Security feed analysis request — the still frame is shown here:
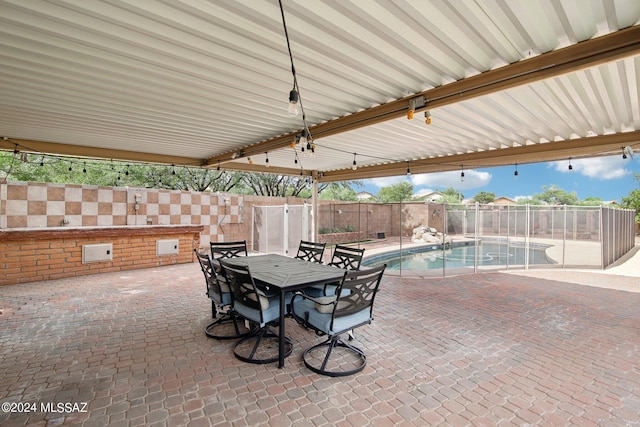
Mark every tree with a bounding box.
[318,183,358,201]
[0,151,246,192]
[580,196,604,206]
[441,187,464,204]
[377,181,413,202]
[473,191,495,204]
[621,173,640,222]
[532,184,578,205]
[241,173,311,197]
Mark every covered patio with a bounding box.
[1,259,639,426]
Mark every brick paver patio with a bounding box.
[1,262,639,426]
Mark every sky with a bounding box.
[357,154,640,203]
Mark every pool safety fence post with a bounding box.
[442,204,447,277]
[600,206,605,269]
[562,205,567,268]
[506,206,511,270]
[524,204,530,270]
[251,205,256,253]
[474,202,479,273]
[399,200,403,277]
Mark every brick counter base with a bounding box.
[1,225,203,285]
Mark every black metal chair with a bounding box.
[220,259,293,364]
[304,245,366,297]
[294,240,326,263]
[290,264,386,377]
[194,249,254,340]
[210,240,248,260]
[328,244,365,270]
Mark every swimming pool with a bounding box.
[362,240,555,270]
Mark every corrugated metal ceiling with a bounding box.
[0,0,639,182]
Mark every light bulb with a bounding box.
[425,111,431,125]
[407,99,416,120]
[460,171,465,182]
[352,160,357,170]
[288,89,299,117]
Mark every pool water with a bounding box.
[364,241,554,270]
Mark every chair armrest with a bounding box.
[290,292,337,315]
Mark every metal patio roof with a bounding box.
[1,0,639,182]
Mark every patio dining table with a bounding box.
[220,253,346,368]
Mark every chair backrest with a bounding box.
[219,260,269,324]
[330,264,386,332]
[295,240,326,263]
[210,240,247,260]
[328,245,365,270]
[194,249,225,300]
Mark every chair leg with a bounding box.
[303,335,367,377]
[233,325,293,364]
[205,309,255,340]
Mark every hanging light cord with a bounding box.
[279,0,312,142]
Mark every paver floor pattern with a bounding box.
[1,263,639,426]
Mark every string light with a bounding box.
[424,111,431,125]
[406,161,411,176]
[514,163,518,177]
[460,165,465,182]
[288,88,299,117]
[265,152,269,167]
[352,153,357,170]
[407,99,415,120]
[568,157,573,171]
[280,0,315,156]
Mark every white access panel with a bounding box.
[156,239,179,256]
[82,243,113,263]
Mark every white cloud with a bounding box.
[411,170,492,190]
[367,170,492,191]
[550,156,631,180]
[367,176,407,188]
